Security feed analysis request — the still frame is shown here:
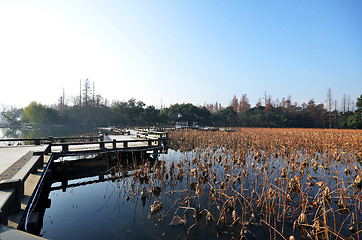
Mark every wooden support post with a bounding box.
[113,139,117,149]
[123,141,128,148]
[153,149,158,159]
[62,144,69,152]
[61,179,68,192]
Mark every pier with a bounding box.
[0,129,168,239]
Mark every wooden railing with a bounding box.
[136,129,168,139]
[50,138,161,153]
[0,129,168,154]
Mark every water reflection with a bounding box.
[0,126,98,139]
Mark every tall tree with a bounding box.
[83,79,92,106]
[23,101,59,124]
[239,94,251,113]
[230,95,239,113]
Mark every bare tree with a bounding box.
[327,88,332,128]
[334,100,338,128]
[79,79,82,106]
[347,95,351,112]
[264,92,267,106]
[92,82,95,107]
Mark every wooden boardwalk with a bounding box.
[0,129,168,239]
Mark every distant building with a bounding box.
[172,113,202,127]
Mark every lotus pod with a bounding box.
[323,187,331,198]
[354,174,362,188]
[195,183,204,197]
[298,212,307,225]
[281,167,287,178]
[206,211,213,225]
[250,213,256,222]
[140,186,147,199]
[169,215,186,226]
[232,209,238,222]
[150,200,163,215]
[316,181,324,188]
[338,195,346,208]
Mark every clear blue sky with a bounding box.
[0,0,361,109]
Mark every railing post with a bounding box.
[48,136,53,143]
[113,139,117,149]
[148,140,152,146]
[34,139,40,145]
[123,141,128,148]
[99,134,105,149]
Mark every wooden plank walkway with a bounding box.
[49,133,164,156]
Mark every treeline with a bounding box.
[16,94,362,129]
[19,100,211,127]
[212,98,361,129]
[1,82,361,129]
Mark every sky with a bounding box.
[0,0,361,110]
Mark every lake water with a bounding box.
[0,127,99,146]
[25,150,296,240]
[23,136,361,240]
[0,127,98,139]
